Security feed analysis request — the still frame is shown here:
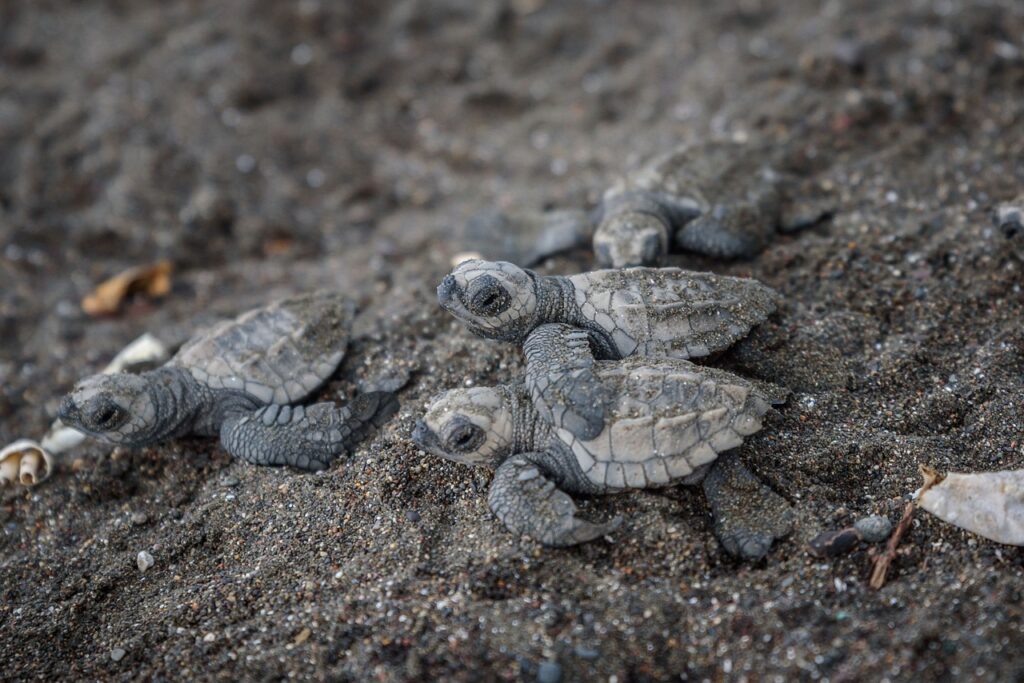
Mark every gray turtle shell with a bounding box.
[603,140,782,216]
[566,267,779,359]
[172,292,354,405]
[547,357,777,490]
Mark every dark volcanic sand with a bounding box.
[2,0,1023,680]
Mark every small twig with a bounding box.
[868,465,942,590]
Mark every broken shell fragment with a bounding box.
[0,439,54,486]
[917,469,1024,546]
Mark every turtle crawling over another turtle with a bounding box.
[430,260,796,558]
[413,323,793,559]
[59,292,397,471]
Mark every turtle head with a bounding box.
[995,202,1024,256]
[437,259,538,342]
[58,373,161,446]
[593,213,668,268]
[411,387,515,467]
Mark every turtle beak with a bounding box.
[1000,217,1023,240]
[411,420,444,456]
[436,275,458,308]
[57,395,80,425]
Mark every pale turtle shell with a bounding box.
[567,267,779,360]
[552,358,776,491]
[172,292,354,405]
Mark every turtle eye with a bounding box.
[466,275,511,317]
[91,401,127,429]
[445,421,485,454]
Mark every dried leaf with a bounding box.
[82,261,173,316]
[917,469,1024,546]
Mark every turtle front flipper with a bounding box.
[488,453,622,546]
[523,324,611,440]
[701,453,793,560]
[675,202,775,259]
[220,392,398,471]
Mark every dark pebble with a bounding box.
[809,528,861,557]
[405,509,421,523]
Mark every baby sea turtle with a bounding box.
[593,140,833,267]
[58,292,397,471]
[412,324,792,558]
[437,259,778,361]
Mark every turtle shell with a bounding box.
[550,358,777,491]
[606,141,779,213]
[172,292,354,405]
[566,267,779,360]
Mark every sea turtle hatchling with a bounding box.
[412,324,793,558]
[437,259,779,361]
[592,140,833,268]
[58,292,398,471]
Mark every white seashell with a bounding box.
[0,439,54,487]
[1,333,169,488]
[917,469,1024,546]
[103,333,168,373]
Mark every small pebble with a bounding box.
[203,632,216,643]
[537,661,563,683]
[220,475,240,488]
[574,645,600,660]
[405,509,421,523]
[110,648,126,662]
[854,515,893,543]
[131,512,148,526]
[137,551,154,572]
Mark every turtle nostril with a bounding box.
[411,420,430,447]
[57,396,77,421]
[437,275,458,304]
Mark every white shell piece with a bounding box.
[917,470,1024,546]
[102,333,169,373]
[0,439,54,486]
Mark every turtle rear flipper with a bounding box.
[778,175,836,234]
[220,392,398,471]
[701,454,793,560]
[488,453,621,547]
